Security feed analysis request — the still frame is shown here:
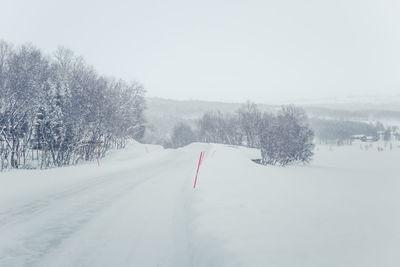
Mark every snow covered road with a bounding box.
[0,143,202,267]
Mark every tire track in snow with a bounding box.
[0,172,127,227]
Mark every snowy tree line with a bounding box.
[0,41,146,170]
[169,102,315,166]
[309,119,394,145]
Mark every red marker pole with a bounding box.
[95,146,100,167]
[193,152,203,189]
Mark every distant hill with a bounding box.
[145,97,275,120]
[286,94,400,111]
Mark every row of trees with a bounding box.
[169,102,315,166]
[309,119,393,145]
[0,41,146,170]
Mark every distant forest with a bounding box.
[0,40,146,170]
[144,99,399,148]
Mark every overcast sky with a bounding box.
[1,0,400,103]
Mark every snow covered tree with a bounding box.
[238,101,261,148]
[0,40,147,170]
[0,44,48,168]
[259,106,315,166]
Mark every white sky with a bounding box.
[1,0,400,103]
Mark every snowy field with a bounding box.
[0,141,399,267]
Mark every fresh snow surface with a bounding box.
[1,140,400,267]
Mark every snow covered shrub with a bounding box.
[259,106,314,166]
